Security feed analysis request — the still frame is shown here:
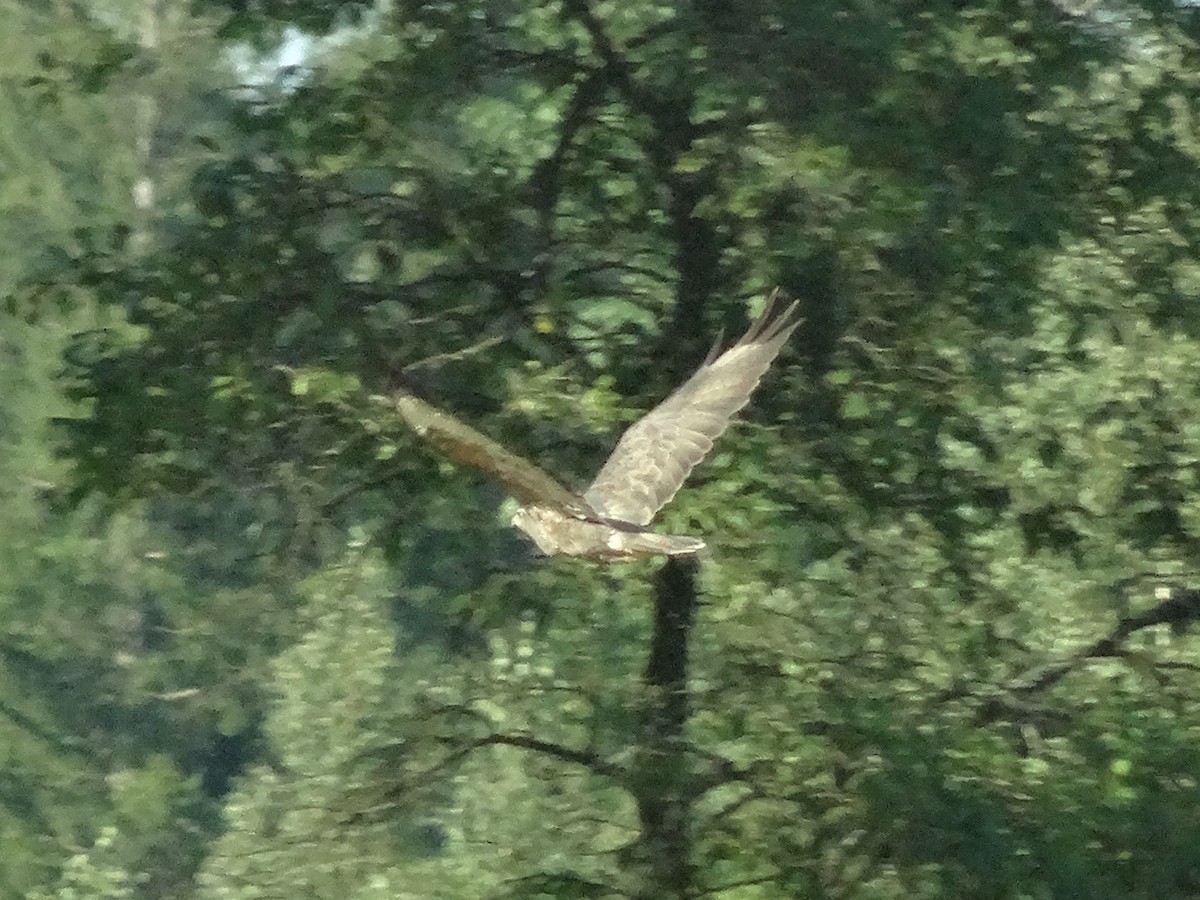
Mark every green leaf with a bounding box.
[841,392,870,420]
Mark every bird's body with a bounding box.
[393,292,800,560]
[510,505,705,561]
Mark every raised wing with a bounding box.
[392,390,593,518]
[583,291,801,525]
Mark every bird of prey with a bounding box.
[393,292,801,560]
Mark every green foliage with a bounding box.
[0,6,289,895]
[0,314,270,898]
[29,827,134,900]
[10,0,1200,898]
[199,545,636,899]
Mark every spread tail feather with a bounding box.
[633,532,706,556]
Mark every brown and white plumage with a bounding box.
[583,291,801,527]
[393,292,800,560]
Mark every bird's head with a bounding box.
[510,506,533,531]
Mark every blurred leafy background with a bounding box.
[6,0,1200,897]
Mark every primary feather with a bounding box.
[583,292,801,526]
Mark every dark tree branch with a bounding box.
[564,260,676,286]
[527,68,609,215]
[344,729,625,827]
[558,0,724,368]
[499,871,629,899]
[1153,659,1200,674]
[468,732,625,781]
[524,68,615,295]
[0,696,79,760]
[1005,586,1200,695]
[560,0,671,123]
[940,586,1200,723]
[318,461,409,515]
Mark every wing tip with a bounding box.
[743,287,803,348]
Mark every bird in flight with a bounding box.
[393,292,801,560]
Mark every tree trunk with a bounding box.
[627,556,699,899]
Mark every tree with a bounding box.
[0,3,288,896]
[38,0,1200,897]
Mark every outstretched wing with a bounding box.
[392,390,593,518]
[583,291,801,525]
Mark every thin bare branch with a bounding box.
[696,872,785,897]
[401,335,504,373]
